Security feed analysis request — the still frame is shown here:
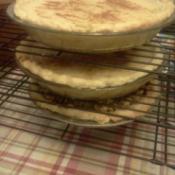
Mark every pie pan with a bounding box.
[29,80,159,128]
[16,41,164,100]
[7,4,175,54]
[29,79,160,128]
[16,57,162,100]
[28,71,154,100]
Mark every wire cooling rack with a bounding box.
[0,6,175,169]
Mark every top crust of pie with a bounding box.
[16,40,163,90]
[14,0,175,33]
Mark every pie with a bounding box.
[30,81,159,125]
[14,0,174,34]
[16,39,163,100]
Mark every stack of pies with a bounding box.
[15,39,163,126]
[12,0,174,126]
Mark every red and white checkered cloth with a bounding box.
[0,95,175,175]
[0,70,174,175]
[0,125,174,175]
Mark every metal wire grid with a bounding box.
[0,5,175,168]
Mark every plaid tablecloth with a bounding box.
[0,76,174,175]
[0,123,175,175]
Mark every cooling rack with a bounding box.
[0,6,175,169]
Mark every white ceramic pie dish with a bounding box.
[7,4,175,53]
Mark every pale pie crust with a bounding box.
[14,0,175,33]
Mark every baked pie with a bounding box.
[16,40,163,100]
[14,0,174,34]
[30,81,159,125]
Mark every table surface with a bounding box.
[0,119,174,175]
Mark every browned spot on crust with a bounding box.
[68,0,84,6]
[106,0,143,10]
[39,0,143,13]
[42,0,65,10]
[92,10,119,21]
[55,12,80,20]
[41,0,85,11]
[38,0,86,19]
[36,0,142,22]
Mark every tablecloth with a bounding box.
[0,80,174,175]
